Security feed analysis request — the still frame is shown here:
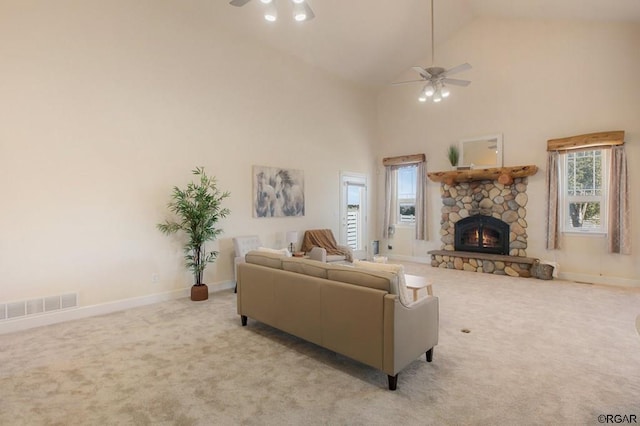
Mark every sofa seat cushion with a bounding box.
[281,257,330,279]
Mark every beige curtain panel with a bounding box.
[608,146,631,254]
[382,165,398,239]
[415,161,428,241]
[545,151,560,250]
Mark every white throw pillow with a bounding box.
[257,247,292,257]
[352,260,414,306]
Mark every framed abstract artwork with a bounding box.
[253,165,305,218]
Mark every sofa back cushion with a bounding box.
[256,247,292,257]
[281,257,329,279]
[326,264,395,292]
[245,250,284,269]
[352,260,414,307]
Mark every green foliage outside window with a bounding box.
[566,150,602,228]
[400,205,415,216]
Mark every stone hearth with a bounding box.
[428,250,537,278]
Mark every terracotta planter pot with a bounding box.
[191,284,209,301]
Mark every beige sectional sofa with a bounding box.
[237,250,439,390]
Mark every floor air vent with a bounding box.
[1,293,78,321]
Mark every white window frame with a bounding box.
[559,148,609,235]
[396,165,417,226]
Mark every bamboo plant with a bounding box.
[157,167,230,287]
[447,145,460,168]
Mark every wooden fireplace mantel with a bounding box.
[427,165,538,185]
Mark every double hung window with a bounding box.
[560,149,609,233]
[397,165,417,224]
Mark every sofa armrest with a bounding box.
[234,256,245,283]
[383,294,439,375]
[308,246,327,262]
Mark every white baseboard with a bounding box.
[0,280,235,335]
[558,272,640,288]
[385,254,432,264]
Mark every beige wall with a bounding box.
[2,2,638,317]
[376,18,640,285]
[0,0,378,306]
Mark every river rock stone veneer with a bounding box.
[440,177,529,255]
[430,177,537,277]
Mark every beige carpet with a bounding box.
[2,263,640,425]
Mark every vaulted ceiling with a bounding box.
[211,0,640,87]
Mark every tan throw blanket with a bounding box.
[301,229,351,261]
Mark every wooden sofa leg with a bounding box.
[241,315,247,326]
[426,348,434,362]
[388,374,398,391]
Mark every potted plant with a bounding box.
[447,144,460,169]
[157,167,230,301]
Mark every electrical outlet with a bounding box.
[151,273,159,283]
[388,245,393,250]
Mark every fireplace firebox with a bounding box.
[454,215,510,255]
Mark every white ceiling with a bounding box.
[212,0,640,87]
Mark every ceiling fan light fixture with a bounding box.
[424,84,435,97]
[418,94,428,102]
[264,1,277,21]
[231,0,314,23]
[293,3,307,21]
[390,0,471,104]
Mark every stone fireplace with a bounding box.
[426,165,539,277]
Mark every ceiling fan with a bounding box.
[394,0,471,103]
[229,0,315,22]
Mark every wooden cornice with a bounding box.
[427,165,538,186]
[382,154,425,166]
[547,131,624,152]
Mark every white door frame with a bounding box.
[339,171,368,260]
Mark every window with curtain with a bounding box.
[382,154,427,240]
[546,131,630,254]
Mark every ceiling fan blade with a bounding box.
[302,2,315,20]
[392,79,425,86]
[444,63,472,77]
[230,0,251,6]
[443,78,471,87]
[412,67,431,80]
